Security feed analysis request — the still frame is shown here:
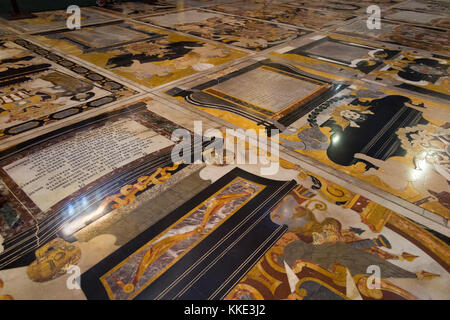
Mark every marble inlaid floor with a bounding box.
[0,0,448,301]
[138,8,309,51]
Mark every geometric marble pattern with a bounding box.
[165,58,345,132]
[164,59,450,221]
[0,0,448,301]
[273,35,401,74]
